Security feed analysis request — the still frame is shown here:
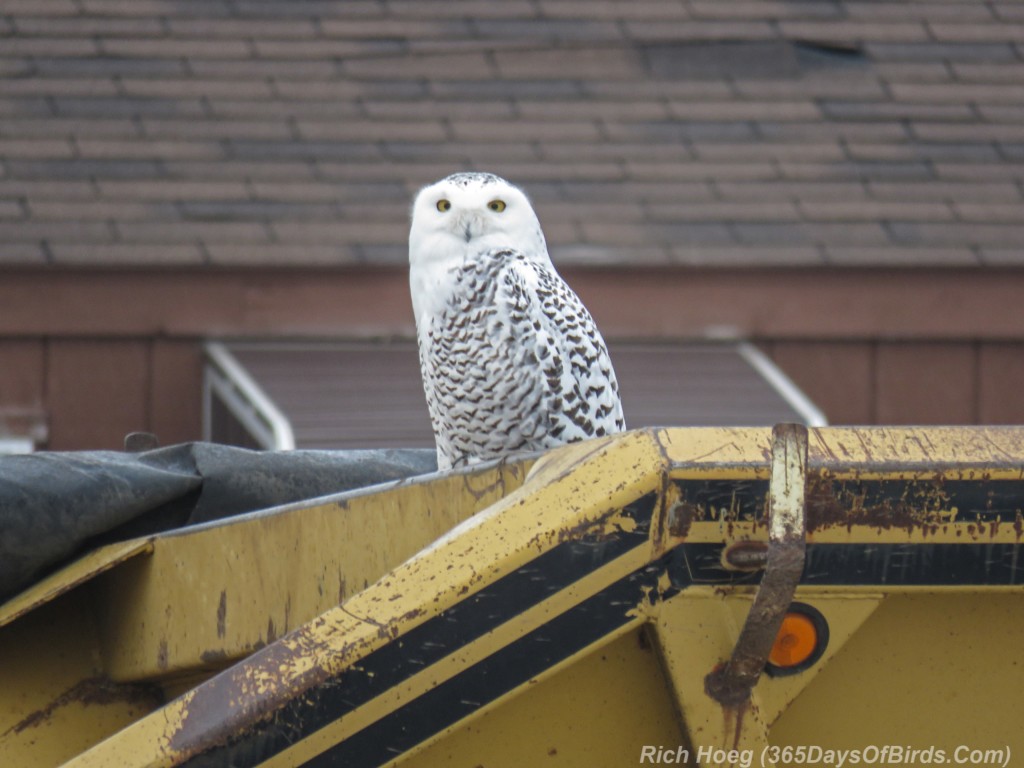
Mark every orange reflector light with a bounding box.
[769,612,819,669]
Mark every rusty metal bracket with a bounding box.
[705,422,808,706]
[124,431,160,452]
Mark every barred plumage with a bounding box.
[409,173,625,471]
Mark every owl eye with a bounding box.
[436,199,451,212]
[488,200,507,213]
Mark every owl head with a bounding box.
[409,172,547,269]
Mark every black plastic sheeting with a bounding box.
[0,442,437,602]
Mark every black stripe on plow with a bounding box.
[677,542,1024,588]
[302,554,681,767]
[177,493,658,768]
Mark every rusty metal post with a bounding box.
[705,423,808,706]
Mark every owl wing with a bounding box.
[495,251,625,447]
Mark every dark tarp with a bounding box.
[0,442,437,602]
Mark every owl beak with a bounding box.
[455,212,484,243]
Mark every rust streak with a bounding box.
[652,431,674,555]
[667,499,699,538]
[157,639,169,671]
[168,621,369,759]
[217,590,227,639]
[804,472,957,535]
[811,430,840,464]
[3,677,164,737]
[200,649,230,665]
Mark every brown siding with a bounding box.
[0,337,204,451]
[0,339,48,443]
[0,340,45,407]
[0,270,417,339]
[2,267,1022,450]
[766,341,874,425]
[768,341,1024,428]
[875,343,978,425]
[46,340,152,451]
[978,344,1024,424]
[2,337,1021,452]
[150,340,204,447]
[4,268,1024,342]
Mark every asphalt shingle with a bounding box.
[0,0,1020,269]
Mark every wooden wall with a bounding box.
[0,338,203,451]
[2,336,1021,452]
[765,340,1024,427]
[1,267,1022,451]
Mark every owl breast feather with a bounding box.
[418,248,625,470]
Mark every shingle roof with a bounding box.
[1,0,1022,269]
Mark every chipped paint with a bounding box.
[24,427,1024,768]
[3,677,163,738]
[805,472,1024,537]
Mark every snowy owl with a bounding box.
[409,171,626,471]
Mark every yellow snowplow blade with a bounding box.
[2,427,1023,767]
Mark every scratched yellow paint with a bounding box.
[0,427,1021,767]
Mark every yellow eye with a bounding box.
[488,200,506,212]
[436,199,451,212]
